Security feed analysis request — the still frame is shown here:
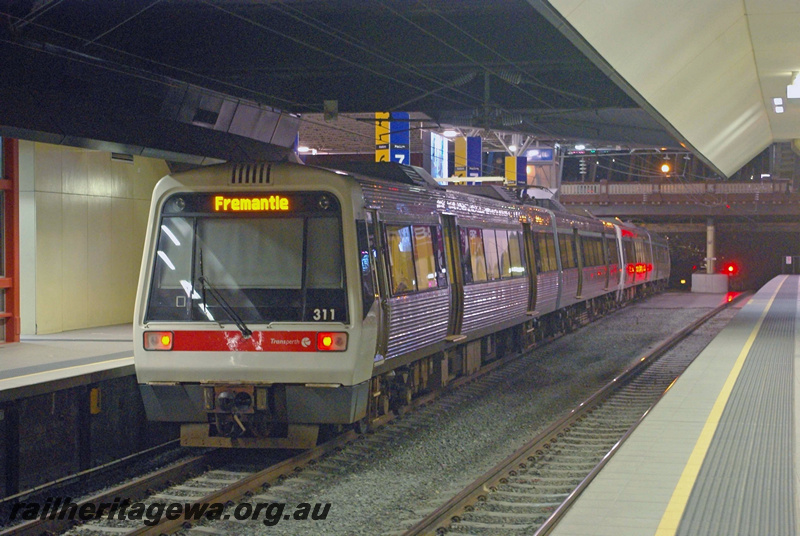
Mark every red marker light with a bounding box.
[317,332,348,351]
[722,262,738,276]
[144,331,173,350]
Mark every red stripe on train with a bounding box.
[172,331,318,352]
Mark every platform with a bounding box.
[551,275,798,536]
[0,324,133,402]
[0,325,178,499]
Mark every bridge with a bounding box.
[560,179,800,227]
[559,179,800,290]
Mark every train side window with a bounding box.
[559,234,576,269]
[583,238,594,266]
[356,220,375,318]
[535,232,558,272]
[507,230,524,277]
[533,232,543,273]
[432,225,448,288]
[547,234,558,271]
[483,229,501,280]
[607,237,619,266]
[468,228,488,282]
[386,225,417,294]
[412,225,440,290]
[458,227,473,284]
[584,237,602,266]
[495,230,511,278]
[623,239,636,265]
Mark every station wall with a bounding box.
[19,141,168,335]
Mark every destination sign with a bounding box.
[163,192,339,216]
[213,195,289,212]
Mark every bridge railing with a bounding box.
[560,179,792,203]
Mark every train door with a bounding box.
[522,223,538,312]
[441,214,464,339]
[552,225,563,310]
[574,228,584,298]
[366,210,390,359]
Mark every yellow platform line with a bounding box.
[0,357,133,385]
[655,275,786,535]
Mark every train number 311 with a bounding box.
[313,308,336,321]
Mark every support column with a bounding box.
[706,217,716,274]
[692,216,727,293]
[1,138,20,342]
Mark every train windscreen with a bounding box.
[145,192,347,324]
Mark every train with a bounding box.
[133,161,669,448]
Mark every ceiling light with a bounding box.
[442,130,458,138]
[508,144,517,152]
[775,106,785,113]
[574,144,585,151]
[297,146,311,153]
[773,97,784,106]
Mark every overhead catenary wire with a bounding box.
[197,0,483,112]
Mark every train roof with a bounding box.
[323,162,444,190]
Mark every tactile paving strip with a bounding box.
[677,281,796,536]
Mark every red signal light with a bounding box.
[722,262,738,276]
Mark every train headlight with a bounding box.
[316,332,348,351]
[144,331,173,350]
[165,196,186,213]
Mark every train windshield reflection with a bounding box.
[145,214,347,324]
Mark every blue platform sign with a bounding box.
[390,112,410,165]
[467,137,482,177]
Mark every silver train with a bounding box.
[133,161,670,448]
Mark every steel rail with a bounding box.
[0,452,210,536]
[403,292,749,536]
[1,292,680,536]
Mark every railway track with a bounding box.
[0,337,533,536]
[403,294,746,535]
[1,293,732,536]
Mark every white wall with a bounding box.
[19,142,168,334]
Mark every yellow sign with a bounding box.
[375,112,390,162]
[454,137,466,177]
[214,195,289,212]
[504,155,517,185]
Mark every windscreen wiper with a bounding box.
[198,249,253,339]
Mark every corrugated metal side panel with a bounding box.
[385,289,450,359]
[559,268,581,308]
[358,180,442,222]
[461,278,528,335]
[535,272,559,314]
[581,266,610,300]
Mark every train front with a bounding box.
[133,163,374,448]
